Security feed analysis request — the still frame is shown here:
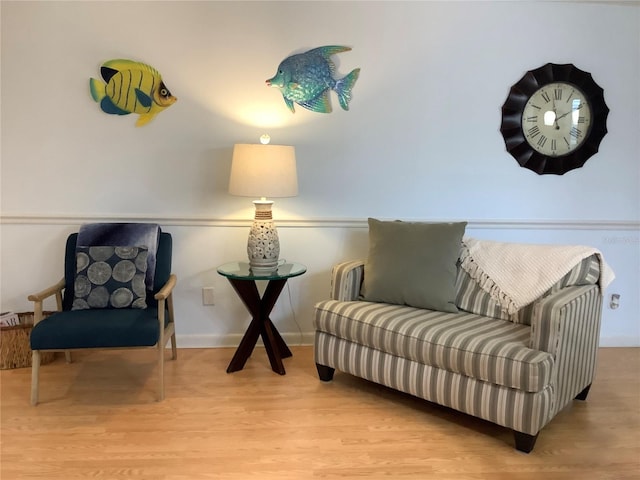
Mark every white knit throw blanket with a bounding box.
[460,237,615,315]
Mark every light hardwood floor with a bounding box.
[1,346,639,480]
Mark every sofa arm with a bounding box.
[529,284,602,415]
[330,260,365,301]
[529,285,602,354]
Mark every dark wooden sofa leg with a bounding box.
[316,363,335,382]
[575,383,591,401]
[514,431,538,453]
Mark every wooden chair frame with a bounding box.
[28,274,178,405]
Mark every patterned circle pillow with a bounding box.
[72,246,148,310]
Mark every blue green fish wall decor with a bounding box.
[89,59,177,127]
[266,46,360,114]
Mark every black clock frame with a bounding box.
[500,63,609,175]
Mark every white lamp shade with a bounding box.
[229,144,298,198]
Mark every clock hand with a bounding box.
[552,99,560,130]
[556,102,584,121]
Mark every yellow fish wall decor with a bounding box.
[89,59,177,127]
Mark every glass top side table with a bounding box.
[217,261,307,375]
[217,261,306,281]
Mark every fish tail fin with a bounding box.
[89,78,105,102]
[335,68,360,111]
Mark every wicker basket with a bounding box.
[0,312,56,369]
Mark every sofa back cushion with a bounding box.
[361,219,466,313]
[455,254,600,325]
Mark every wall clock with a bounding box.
[500,63,609,175]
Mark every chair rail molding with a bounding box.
[1,213,638,231]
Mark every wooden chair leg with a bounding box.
[170,334,177,360]
[157,343,165,401]
[31,350,41,406]
[65,351,72,363]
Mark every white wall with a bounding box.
[2,1,639,346]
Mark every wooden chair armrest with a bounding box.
[27,278,65,303]
[28,278,65,324]
[154,274,177,301]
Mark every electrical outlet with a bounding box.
[609,293,620,310]
[202,287,215,305]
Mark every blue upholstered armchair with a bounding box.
[27,227,177,405]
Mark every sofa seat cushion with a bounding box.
[30,308,166,350]
[314,300,553,392]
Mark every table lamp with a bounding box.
[229,141,298,274]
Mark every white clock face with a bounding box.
[521,82,592,157]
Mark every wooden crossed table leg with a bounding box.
[225,277,292,375]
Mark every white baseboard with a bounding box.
[174,333,639,349]
[175,332,316,348]
[599,336,640,347]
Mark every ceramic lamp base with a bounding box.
[247,200,280,273]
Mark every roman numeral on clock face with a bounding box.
[527,125,541,138]
[537,135,548,148]
[565,89,576,103]
[570,126,583,138]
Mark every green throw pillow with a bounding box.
[361,218,467,312]
[72,246,148,310]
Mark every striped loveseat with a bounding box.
[313,254,603,453]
